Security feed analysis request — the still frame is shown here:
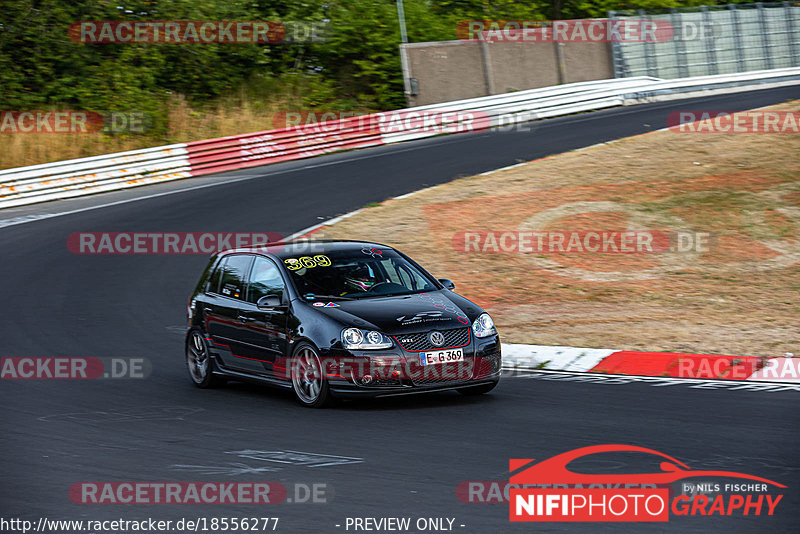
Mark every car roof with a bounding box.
[221,239,394,259]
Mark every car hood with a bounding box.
[311,291,480,334]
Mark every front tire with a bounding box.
[290,342,331,408]
[186,329,225,388]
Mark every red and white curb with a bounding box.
[501,344,799,382]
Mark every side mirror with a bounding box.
[438,278,455,290]
[257,295,283,309]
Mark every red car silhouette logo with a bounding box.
[510,444,785,487]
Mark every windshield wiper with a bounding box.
[304,294,356,301]
[367,291,417,298]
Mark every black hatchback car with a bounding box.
[185,240,501,407]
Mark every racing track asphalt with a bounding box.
[1,86,798,533]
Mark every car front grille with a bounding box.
[410,361,474,386]
[394,327,471,352]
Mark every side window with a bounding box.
[247,257,285,304]
[217,255,252,300]
[207,257,226,294]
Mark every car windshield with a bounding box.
[281,247,437,300]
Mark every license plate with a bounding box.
[420,348,464,366]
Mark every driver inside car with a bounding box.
[341,263,381,293]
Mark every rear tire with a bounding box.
[186,329,225,388]
[290,342,331,408]
[457,381,498,396]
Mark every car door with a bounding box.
[237,255,291,378]
[203,253,260,373]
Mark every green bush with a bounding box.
[0,0,757,129]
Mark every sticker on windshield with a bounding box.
[284,255,331,270]
[361,247,383,257]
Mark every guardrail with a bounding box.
[1,67,798,210]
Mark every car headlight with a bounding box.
[472,313,497,338]
[341,328,393,350]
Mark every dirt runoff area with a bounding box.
[304,101,800,357]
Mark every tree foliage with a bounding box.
[0,0,756,128]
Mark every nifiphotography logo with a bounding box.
[508,445,785,522]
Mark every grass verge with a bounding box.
[305,100,800,357]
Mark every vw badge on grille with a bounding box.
[429,331,445,346]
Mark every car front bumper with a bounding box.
[323,335,502,398]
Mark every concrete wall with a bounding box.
[561,43,615,84]
[400,41,487,106]
[488,42,560,93]
[401,40,614,106]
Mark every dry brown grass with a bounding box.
[0,91,301,170]
[307,100,800,357]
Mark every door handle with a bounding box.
[238,314,254,323]
[204,307,214,313]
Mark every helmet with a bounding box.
[341,263,376,292]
